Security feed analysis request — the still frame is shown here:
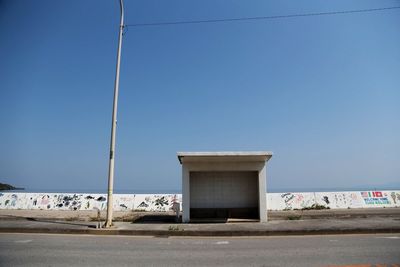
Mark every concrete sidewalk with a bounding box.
[0,208,399,236]
[1,208,399,222]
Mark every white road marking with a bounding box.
[156,241,171,245]
[15,240,32,243]
[375,236,400,239]
[215,241,229,245]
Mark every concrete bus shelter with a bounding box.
[178,151,272,223]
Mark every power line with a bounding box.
[125,6,400,28]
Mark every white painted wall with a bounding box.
[0,190,399,211]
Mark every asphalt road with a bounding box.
[0,233,399,267]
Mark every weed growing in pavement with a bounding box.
[301,204,330,210]
[287,215,302,220]
[168,225,181,231]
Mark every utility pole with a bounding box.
[104,0,124,228]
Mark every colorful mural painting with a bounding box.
[0,191,399,211]
[361,191,391,205]
[268,190,400,210]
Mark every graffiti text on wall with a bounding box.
[268,190,400,210]
[361,191,390,205]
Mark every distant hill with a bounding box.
[0,183,24,191]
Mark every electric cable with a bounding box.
[124,6,400,28]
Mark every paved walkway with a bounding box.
[0,208,399,236]
[1,207,399,221]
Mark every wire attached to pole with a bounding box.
[124,6,400,28]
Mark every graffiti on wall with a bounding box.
[280,192,315,210]
[0,193,109,211]
[0,191,399,211]
[134,194,181,212]
[315,192,364,209]
[390,192,400,204]
[268,190,400,210]
[0,193,182,212]
[361,191,390,205]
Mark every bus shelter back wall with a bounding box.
[189,171,259,219]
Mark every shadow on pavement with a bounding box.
[132,214,180,224]
[0,214,93,227]
[131,214,233,224]
[25,217,94,227]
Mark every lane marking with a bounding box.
[215,241,229,245]
[1,233,399,240]
[325,265,400,267]
[15,240,32,243]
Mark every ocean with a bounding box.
[3,185,400,194]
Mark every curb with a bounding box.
[1,227,400,237]
[1,214,399,223]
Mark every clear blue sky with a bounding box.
[0,0,399,193]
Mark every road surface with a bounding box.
[0,233,399,266]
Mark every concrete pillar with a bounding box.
[182,165,190,223]
[259,164,267,222]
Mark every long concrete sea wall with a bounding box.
[0,190,399,212]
